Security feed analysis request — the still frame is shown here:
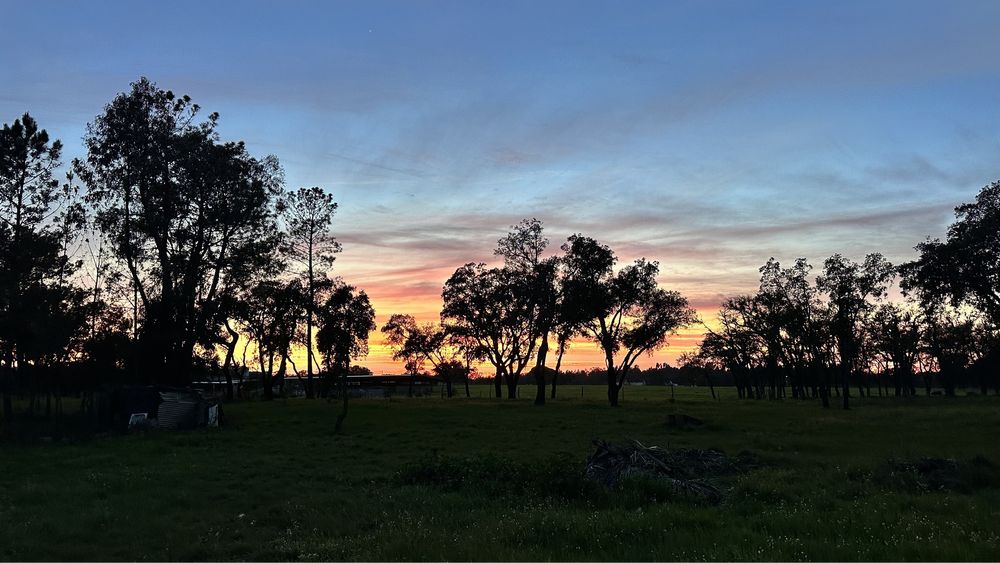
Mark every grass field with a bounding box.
[2,386,999,561]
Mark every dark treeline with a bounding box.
[386,185,1000,410]
[696,183,1000,408]
[504,363,733,389]
[0,78,376,427]
[383,220,696,406]
[2,76,998,427]
[0,76,697,424]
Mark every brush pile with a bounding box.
[879,457,963,491]
[584,440,739,503]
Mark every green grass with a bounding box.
[2,386,999,561]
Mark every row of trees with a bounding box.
[4,76,994,418]
[1,78,377,424]
[1,76,697,419]
[696,182,1000,408]
[383,219,696,406]
[518,363,732,389]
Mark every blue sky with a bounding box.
[3,0,999,368]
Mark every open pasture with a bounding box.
[1,387,999,561]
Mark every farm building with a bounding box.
[96,386,222,431]
[341,374,441,397]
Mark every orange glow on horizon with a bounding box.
[299,242,726,376]
[276,299,716,376]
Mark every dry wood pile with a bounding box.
[584,440,739,503]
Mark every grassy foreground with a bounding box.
[1,386,999,561]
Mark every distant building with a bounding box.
[342,374,441,397]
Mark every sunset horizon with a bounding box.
[7,1,998,375]
[4,2,1000,561]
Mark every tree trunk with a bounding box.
[534,334,549,406]
[2,388,10,423]
[18,352,31,417]
[306,317,315,399]
[992,354,999,396]
[533,368,546,405]
[28,365,36,417]
[494,366,503,398]
[820,365,830,408]
[2,352,12,422]
[841,364,850,410]
[306,249,315,399]
[942,365,956,397]
[181,340,196,386]
[766,353,778,400]
[334,361,349,433]
[223,321,239,401]
[276,354,288,396]
[261,351,274,401]
[607,367,620,406]
[550,346,564,400]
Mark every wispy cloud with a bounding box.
[5,0,1000,372]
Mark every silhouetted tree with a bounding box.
[282,186,341,399]
[752,258,819,399]
[548,316,579,400]
[442,263,538,399]
[678,352,718,399]
[76,78,283,385]
[79,297,133,373]
[699,295,767,400]
[446,329,483,398]
[561,235,696,406]
[971,324,1000,396]
[0,113,82,421]
[208,216,285,401]
[869,303,920,397]
[698,259,821,401]
[816,253,893,410]
[382,314,464,397]
[902,181,1000,391]
[902,181,1000,327]
[77,228,128,343]
[240,279,305,400]
[382,313,426,396]
[494,219,559,405]
[315,283,375,433]
[918,302,980,397]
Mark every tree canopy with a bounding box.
[561,235,696,406]
[0,113,84,420]
[901,181,1000,328]
[76,78,284,384]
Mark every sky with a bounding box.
[2,0,1000,373]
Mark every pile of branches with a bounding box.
[584,440,738,503]
[880,457,963,492]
